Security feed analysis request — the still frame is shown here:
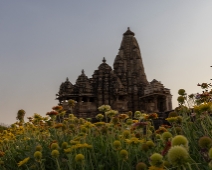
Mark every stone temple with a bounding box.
[56,28,172,118]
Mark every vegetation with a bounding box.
[0,83,212,169]
[0,123,8,132]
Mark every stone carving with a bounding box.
[56,28,172,118]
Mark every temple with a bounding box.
[56,28,172,118]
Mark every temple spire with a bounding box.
[102,57,106,63]
[114,28,148,85]
[123,27,135,36]
[81,69,85,74]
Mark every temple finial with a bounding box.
[81,69,84,74]
[102,57,106,63]
[66,77,69,81]
[123,27,134,36]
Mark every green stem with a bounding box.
[172,124,177,135]
[39,161,45,170]
[187,163,193,170]
[120,160,124,170]
[81,164,85,170]
[89,152,94,170]
[200,121,208,136]
[117,151,120,170]
[55,158,61,170]
[134,147,138,163]
[181,165,187,170]
[25,165,30,170]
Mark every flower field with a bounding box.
[1,84,212,169]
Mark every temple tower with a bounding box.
[113,28,148,112]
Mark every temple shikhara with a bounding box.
[56,28,172,118]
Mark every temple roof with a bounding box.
[58,77,74,95]
[76,69,89,85]
[98,57,112,71]
[63,77,73,87]
[123,27,135,36]
[151,79,159,83]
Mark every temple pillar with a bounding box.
[163,97,167,112]
[154,96,159,112]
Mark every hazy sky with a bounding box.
[1,1,212,125]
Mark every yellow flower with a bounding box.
[70,140,80,145]
[81,143,92,149]
[84,122,94,128]
[120,149,128,160]
[177,96,185,104]
[127,111,133,117]
[194,102,212,114]
[51,143,59,150]
[133,120,139,123]
[62,142,68,149]
[171,135,188,149]
[155,127,167,134]
[54,123,64,129]
[146,141,155,148]
[178,89,186,96]
[98,105,111,112]
[168,146,189,166]
[94,122,105,127]
[33,113,43,120]
[64,142,92,153]
[134,111,142,119]
[34,151,42,161]
[122,130,131,139]
[148,166,164,170]
[95,114,104,120]
[126,119,133,125]
[125,137,144,145]
[75,154,85,163]
[145,113,158,120]
[140,113,148,120]
[51,150,60,158]
[35,145,42,151]
[113,140,122,150]
[17,157,30,167]
[80,126,88,133]
[105,110,118,117]
[52,105,63,111]
[118,114,129,120]
[150,153,163,167]
[165,117,178,123]
[64,148,72,153]
[136,162,147,170]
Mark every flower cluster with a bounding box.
[46,111,58,116]
[0,100,211,170]
[145,113,158,119]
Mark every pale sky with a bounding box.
[0,1,212,125]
